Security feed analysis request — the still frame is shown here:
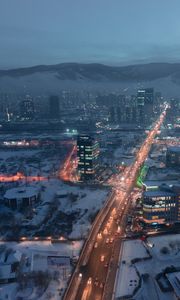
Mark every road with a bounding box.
[63,107,167,300]
[59,144,79,182]
[0,172,47,183]
[153,137,180,146]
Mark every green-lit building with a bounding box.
[77,135,99,180]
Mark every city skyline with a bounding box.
[0,1,180,299]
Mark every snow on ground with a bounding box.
[166,272,180,299]
[113,148,135,165]
[116,263,139,298]
[148,234,180,261]
[144,180,179,187]
[0,178,109,238]
[120,239,149,262]
[65,188,108,238]
[115,235,180,300]
[0,149,40,160]
[0,283,17,300]
[56,182,109,238]
[0,240,83,300]
[115,239,149,298]
[0,146,65,179]
[147,168,180,181]
[135,275,173,300]
[0,240,83,257]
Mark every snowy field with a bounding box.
[0,146,109,239]
[0,178,109,239]
[0,146,66,178]
[115,234,180,300]
[115,239,149,298]
[0,240,83,300]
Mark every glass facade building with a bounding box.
[142,185,180,225]
[77,135,99,180]
[166,146,180,168]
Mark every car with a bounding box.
[117,226,121,233]
[88,277,92,285]
[94,242,98,248]
[103,228,108,235]
[104,263,108,268]
[107,222,111,228]
[97,232,102,239]
[95,277,99,286]
[100,255,105,262]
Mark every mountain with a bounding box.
[0,62,180,96]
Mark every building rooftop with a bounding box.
[4,186,39,200]
[167,146,180,153]
[144,190,175,198]
[166,272,180,298]
[0,264,16,280]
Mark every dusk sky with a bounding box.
[0,0,180,68]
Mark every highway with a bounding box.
[153,137,180,146]
[0,172,47,183]
[63,107,167,300]
[59,144,79,182]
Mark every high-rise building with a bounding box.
[109,106,116,123]
[125,106,132,123]
[166,98,180,122]
[77,135,99,180]
[136,88,154,124]
[144,88,154,118]
[109,106,122,123]
[142,185,180,226]
[19,96,34,120]
[166,146,180,168]
[49,96,60,119]
[136,89,145,124]
[154,92,162,114]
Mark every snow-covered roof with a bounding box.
[144,180,179,187]
[8,250,22,263]
[166,272,180,298]
[0,264,16,280]
[144,190,175,197]
[167,146,180,153]
[4,186,39,200]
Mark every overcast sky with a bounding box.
[0,0,180,68]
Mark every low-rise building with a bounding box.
[4,186,40,209]
[166,146,180,168]
[142,185,180,225]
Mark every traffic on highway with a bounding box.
[63,106,167,300]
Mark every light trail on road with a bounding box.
[0,172,47,182]
[59,144,79,182]
[63,106,167,300]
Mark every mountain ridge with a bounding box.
[1,62,180,97]
[1,62,180,81]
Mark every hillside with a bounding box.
[0,62,180,96]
